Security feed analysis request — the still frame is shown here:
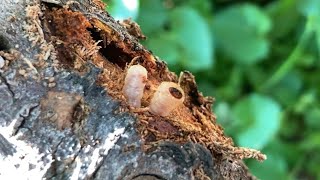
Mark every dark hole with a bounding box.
[0,35,10,51]
[169,87,183,99]
[55,44,75,68]
[42,2,62,9]
[88,28,132,69]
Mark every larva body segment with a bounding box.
[123,64,148,108]
[149,82,185,117]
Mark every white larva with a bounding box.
[123,64,148,108]
[149,82,185,117]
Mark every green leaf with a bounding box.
[248,151,289,180]
[248,140,291,179]
[305,152,320,179]
[305,107,320,129]
[198,80,216,97]
[214,102,232,126]
[212,4,271,64]
[170,6,214,71]
[215,67,244,103]
[266,0,300,39]
[186,0,213,18]
[298,0,320,17]
[270,71,302,107]
[145,33,179,66]
[294,91,316,114]
[298,0,320,58]
[137,0,168,34]
[301,133,320,150]
[231,94,281,149]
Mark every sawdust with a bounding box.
[25,3,55,66]
[193,164,212,180]
[0,49,20,62]
[0,49,22,71]
[120,18,146,40]
[92,0,106,10]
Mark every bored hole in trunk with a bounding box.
[88,28,131,69]
[0,35,10,51]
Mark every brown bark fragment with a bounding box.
[40,91,82,129]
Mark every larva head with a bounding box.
[123,64,148,108]
[169,87,183,99]
[149,82,185,117]
[126,64,148,80]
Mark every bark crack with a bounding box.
[0,73,14,97]
[12,104,39,136]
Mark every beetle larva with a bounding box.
[123,64,148,108]
[149,82,185,116]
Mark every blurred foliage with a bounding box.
[105,0,320,179]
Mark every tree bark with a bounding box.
[0,0,265,179]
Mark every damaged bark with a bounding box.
[0,0,265,179]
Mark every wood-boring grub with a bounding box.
[123,64,148,108]
[0,0,266,179]
[149,82,185,117]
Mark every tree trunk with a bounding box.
[0,0,265,179]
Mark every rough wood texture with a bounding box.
[0,0,265,179]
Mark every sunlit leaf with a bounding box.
[248,140,290,180]
[137,0,168,34]
[298,0,320,17]
[214,102,232,126]
[231,94,281,149]
[213,4,271,64]
[248,151,289,180]
[294,91,316,114]
[146,33,179,66]
[170,6,214,71]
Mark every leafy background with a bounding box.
[104,0,320,179]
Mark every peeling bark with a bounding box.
[0,0,265,179]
